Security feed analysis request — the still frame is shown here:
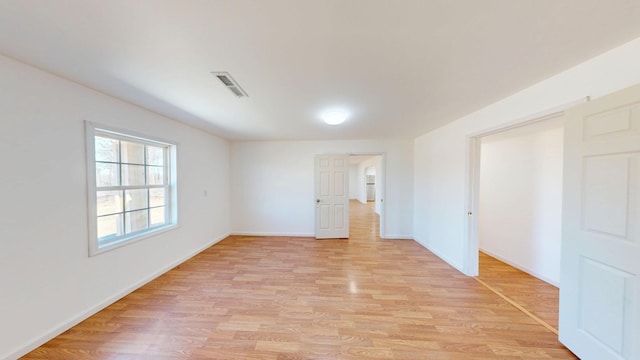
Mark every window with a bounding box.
[86,122,177,255]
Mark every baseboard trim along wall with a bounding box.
[480,248,559,287]
[231,232,414,240]
[413,237,464,273]
[231,231,316,237]
[8,232,230,360]
[380,235,414,240]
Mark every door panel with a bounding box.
[334,204,345,229]
[583,155,631,238]
[319,204,330,229]
[579,258,633,354]
[334,171,345,196]
[583,102,640,140]
[315,155,349,238]
[560,84,640,360]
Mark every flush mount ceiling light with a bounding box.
[321,108,349,125]
[211,71,248,97]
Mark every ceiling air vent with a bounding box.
[212,71,248,98]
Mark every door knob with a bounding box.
[316,199,320,203]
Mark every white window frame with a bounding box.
[85,121,179,256]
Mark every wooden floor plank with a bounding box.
[22,201,577,359]
[478,251,561,331]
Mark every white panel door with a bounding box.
[315,155,349,239]
[560,84,640,360]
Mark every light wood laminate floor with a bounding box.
[478,252,560,332]
[24,201,577,359]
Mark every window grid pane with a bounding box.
[122,164,145,186]
[96,162,119,187]
[125,189,148,211]
[147,166,164,185]
[150,207,165,226]
[95,137,119,162]
[147,146,164,166]
[125,209,149,234]
[121,141,145,165]
[93,131,171,249]
[149,188,165,207]
[97,190,123,216]
[97,213,124,240]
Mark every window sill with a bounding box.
[90,223,181,257]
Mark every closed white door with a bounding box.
[315,155,349,239]
[559,84,640,359]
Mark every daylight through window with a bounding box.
[87,123,177,255]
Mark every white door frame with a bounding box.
[349,152,387,238]
[462,99,588,276]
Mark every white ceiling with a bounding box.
[1,1,640,141]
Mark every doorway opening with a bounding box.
[474,115,564,331]
[478,116,564,284]
[348,154,385,238]
[464,99,588,335]
[349,199,380,240]
[365,166,376,202]
[464,98,587,276]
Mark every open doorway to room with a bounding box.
[348,155,384,239]
[365,166,376,202]
[475,115,564,331]
[462,111,571,336]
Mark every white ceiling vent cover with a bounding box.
[212,71,248,98]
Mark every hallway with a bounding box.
[349,200,379,239]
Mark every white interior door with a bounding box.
[315,155,349,239]
[559,84,640,359]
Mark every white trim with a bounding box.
[230,231,315,237]
[91,224,181,256]
[480,249,560,287]
[89,121,179,147]
[230,232,413,240]
[85,122,99,255]
[413,237,464,272]
[462,136,480,276]
[6,232,230,360]
[380,235,413,240]
[466,97,589,138]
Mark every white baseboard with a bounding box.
[232,232,413,240]
[230,231,315,237]
[413,237,464,273]
[380,234,413,240]
[479,249,559,287]
[6,232,230,360]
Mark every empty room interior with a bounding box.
[1,1,640,359]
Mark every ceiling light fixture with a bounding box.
[321,108,349,125]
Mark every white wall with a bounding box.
[231,140,413,238]
[413,36,640,273]
[348,164,358,199]
[479,121,563,286]
[0,55,231,360]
